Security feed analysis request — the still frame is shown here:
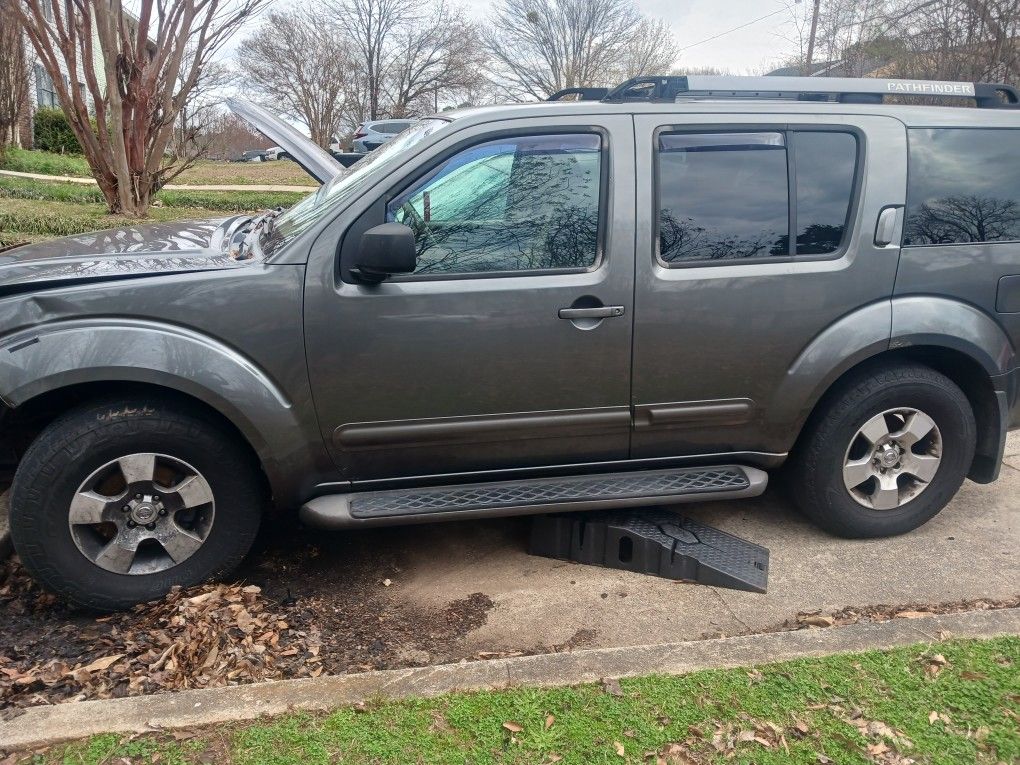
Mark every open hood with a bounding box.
[226,98,344,184]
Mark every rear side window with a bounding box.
[904,128,1020,246]
[657,130,858,265]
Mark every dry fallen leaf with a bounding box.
[80,654,125,673]
[601,677,624,696]
[868,742,890,755]
[502,721,523,733]
[894,610,931,619]
[614,741,626,757]
[545,714,555,730]
[928,711,939,724]
[799,615,835,628]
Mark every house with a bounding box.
[14,4,153,149]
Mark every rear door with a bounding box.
[630,113,907,459]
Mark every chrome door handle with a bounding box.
[558,305,625,319]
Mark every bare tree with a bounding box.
[0,0,28,151]
[168,52,231,167]
[238,6,352,146]
[613,18,678,81]
[484,0,674,100]
[881,0,1020,84]
[387,1,487,116]
[325,0,403,121]
[11,0,270,216]
[199,110,270,159]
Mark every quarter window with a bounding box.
[388,133,602,275]
[657,130,857,264]
[904,128,1020,246]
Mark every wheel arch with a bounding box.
[772,297,1013,483]
[0,320,328,508]
[4,381,274,504]
[791,347,1004,483]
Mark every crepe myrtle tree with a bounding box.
[12,0,270,216]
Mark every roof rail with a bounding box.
[602,75,1020,109]
[547,86,610,102]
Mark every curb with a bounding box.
[2,607,1017,751]
[0,491,10,561]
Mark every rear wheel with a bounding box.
[790,363,976,538]
[10,397,264,610]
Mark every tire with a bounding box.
[10,396,264,610]
[789,363,976,538]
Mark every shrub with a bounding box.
[33,108,94,154]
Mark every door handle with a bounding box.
[874,205,904,247]
[558,305,625,319]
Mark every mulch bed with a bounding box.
[0,524,499,713]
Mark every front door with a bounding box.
[304,116,636,482]
[630,113,907,460]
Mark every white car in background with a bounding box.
[350,119,415,152]
[264,146,290,161]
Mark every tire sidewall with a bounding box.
[11,402,262,610]
[808,374,976,537]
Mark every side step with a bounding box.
[529,509,769,593]
[300,465,768,529]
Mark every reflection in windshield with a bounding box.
[262,118,449,257]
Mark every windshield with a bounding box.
[262,118,450,258]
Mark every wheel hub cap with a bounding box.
[842,408,943,510]
[68,453,215,575]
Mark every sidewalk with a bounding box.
[0,168,315,194]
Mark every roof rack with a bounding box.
[547,86,610,102]
[599,75,1020,109]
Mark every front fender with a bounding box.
[0,318,320,507]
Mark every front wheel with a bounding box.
[10,397,264,610]
[789,363,976,538]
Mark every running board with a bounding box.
[529,509,770,593]
[300,465,768,529]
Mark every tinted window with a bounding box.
[388,134,602,275]
[659,132,789,263]
[794,132,857,255]
[905,128,1020,245]
[657,130,858,264]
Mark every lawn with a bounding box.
[0,147,318,187]
[34,636,1020,764]
[0,176,309,248]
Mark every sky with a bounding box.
[218,0,804,76]
[459,0,804,74]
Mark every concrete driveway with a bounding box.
[367,431,1020,654]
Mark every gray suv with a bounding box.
[2,76,1019,609]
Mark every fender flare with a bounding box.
[766,300,892,432]
[0,318,322,506]
[889,295,1015,375]
[767,296,1014,464]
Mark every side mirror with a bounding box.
[351,223,417,283]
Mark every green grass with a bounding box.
[0,176,307,212]
[0,178,308,244]
[1,147,318,187]
[40,637,1020,765]
[0,146,92,177]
